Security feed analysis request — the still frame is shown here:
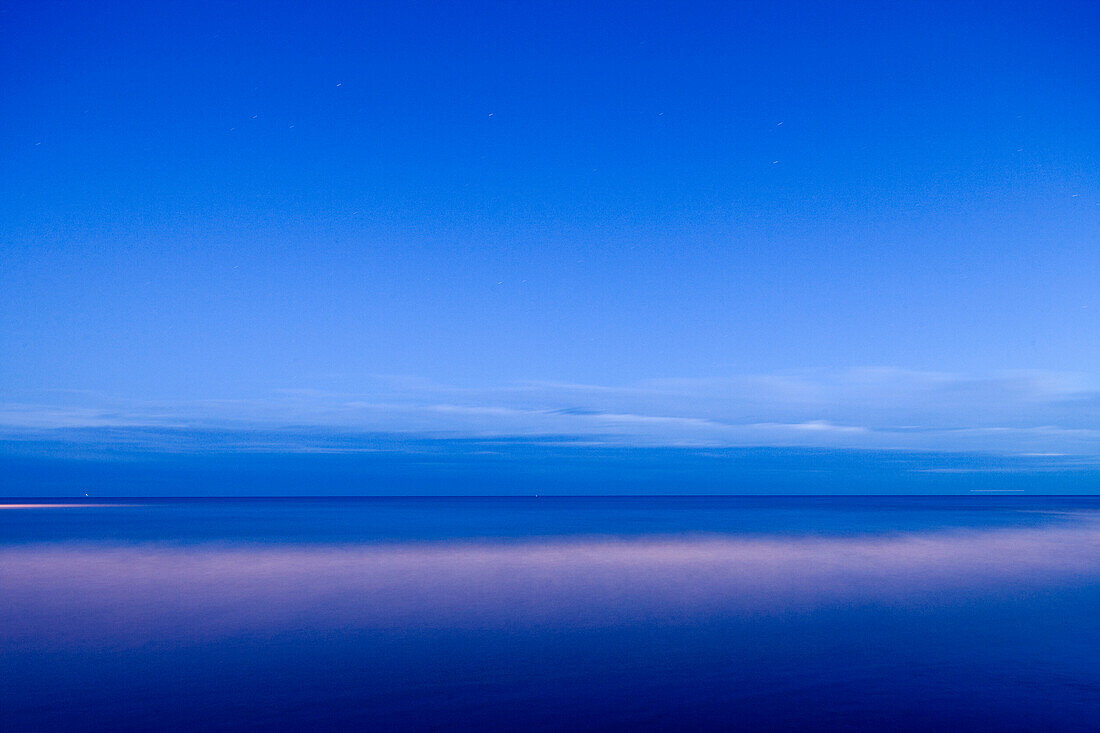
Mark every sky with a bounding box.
[2,0,1099,493]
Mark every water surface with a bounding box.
[2,497,1099,731]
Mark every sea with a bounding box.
[2,496,1099,731]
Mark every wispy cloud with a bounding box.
[2,368,1099,455]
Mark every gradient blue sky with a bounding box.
[2,1,1099,492]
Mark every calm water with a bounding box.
[2,497,1099,731]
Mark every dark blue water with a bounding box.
[3,497,1099,731]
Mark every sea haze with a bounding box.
[2,497,1099,731]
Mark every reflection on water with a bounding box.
[4,524,1100,645]
[2,498,1099,731]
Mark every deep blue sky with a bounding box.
[2,1,1099,492]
